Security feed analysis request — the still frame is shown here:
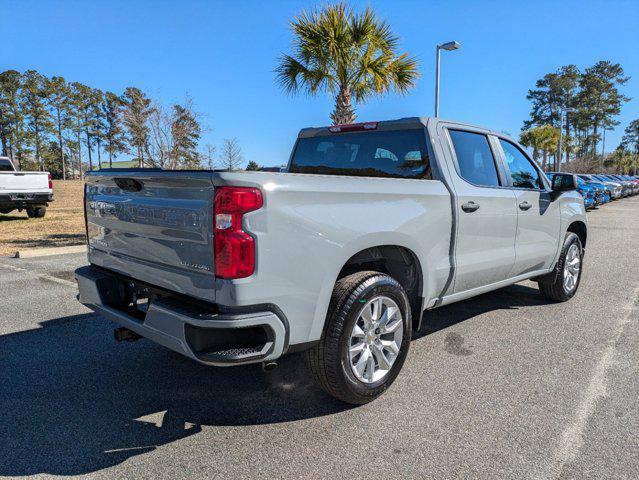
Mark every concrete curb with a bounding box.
[13,244,87,259]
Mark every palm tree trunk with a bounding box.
[330,86,356,125]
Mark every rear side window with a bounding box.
[448,130,500,187]
[289,130,432,179]
[499,139,543,189]
[0,159,14,171]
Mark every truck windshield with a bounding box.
[289,129,432,179]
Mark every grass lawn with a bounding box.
[0,180,86,256]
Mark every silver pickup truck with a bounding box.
[76,117,587,404]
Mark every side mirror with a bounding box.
[551,173,578,192]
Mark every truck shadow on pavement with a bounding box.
[413,283,551,340]
[0,282,550,476]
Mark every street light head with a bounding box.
[439,41,461,51]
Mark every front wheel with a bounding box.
[537,232,583,302]
[307,271,412,404]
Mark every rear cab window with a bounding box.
[0,159,15,172]
[288,129,432,179]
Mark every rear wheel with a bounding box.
[538,232,583,302]
[26,206,46,218]
[307,271,411,404]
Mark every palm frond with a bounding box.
[275,2,419,109]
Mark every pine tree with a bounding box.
[121,87,153,167]
[89,89,105,168]
[69,82,91,178]
[0,70,26,166]
[170,102,201,168]
[46,76,71,179]
[21,70,53,171]
[102,92,128,167]
[246,160,260,171]
[577,61,629,158]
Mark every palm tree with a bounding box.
[276,3,419,125]
[520,125,560,171]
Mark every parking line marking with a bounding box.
[539,286,639,479]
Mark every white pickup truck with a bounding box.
[0,157,53,218]
[76,117,587,404]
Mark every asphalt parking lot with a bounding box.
[1,197,638,479]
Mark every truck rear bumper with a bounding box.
[0,192,53,209]
[75,265,287,366]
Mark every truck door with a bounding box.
[495,138,561,276]
[443,128,518,293]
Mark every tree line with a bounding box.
[519,61,638,174]
[0,70,254,178]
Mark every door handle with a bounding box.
[461,201,480,213]
[519,201,532,211]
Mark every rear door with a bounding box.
[85,170,217,301]
[495,138,560,276]
[442,126,518,293]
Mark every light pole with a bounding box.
[556,107,575,172]
[434,41,460,117]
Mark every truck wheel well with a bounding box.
[567,221,587,249]
[338,245,423,331]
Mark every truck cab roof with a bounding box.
[297,117,508,140]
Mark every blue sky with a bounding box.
[3,0,638,166]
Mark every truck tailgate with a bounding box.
[0,172,50,192]
[85,170,216,301]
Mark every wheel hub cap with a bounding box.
[348,296,403,384]
[563,244,581,293]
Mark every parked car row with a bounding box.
[547,172,639,210]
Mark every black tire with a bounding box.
[307,271,412,405]
[26,206,46,218]
[537,232,583,302]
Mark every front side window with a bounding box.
[448,130,501,187]
[499,139,543,189]
[289,129,432,179]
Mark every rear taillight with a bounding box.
[214,187,263,279]
[48,173,52,190]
